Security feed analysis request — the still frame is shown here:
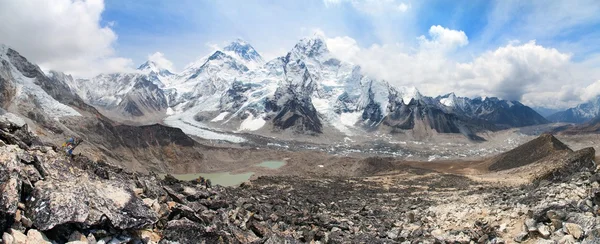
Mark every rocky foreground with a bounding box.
[0,121,600,243]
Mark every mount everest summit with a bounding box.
[2,36,549,141]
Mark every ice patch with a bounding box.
[211,112,229,122]
[340,112,362,127]
[164,118,246,143]
[238,113,266,131]
[166,107,175,115]
[312,97,330,113]
[440,97,454,107]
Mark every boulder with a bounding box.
[564,223,583,240]
[9,229,26,244]
[26,179,157,230]
[161,218,225,243]
[26,229,51,244]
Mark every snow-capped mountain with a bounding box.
[547,96,600,123]
[435,93,549,128]
[64,37,549,140]
[0,45,82,118]
[65,72,169,121]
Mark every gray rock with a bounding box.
[564,223,584,240]
[537,223,551,238]
[161,218,228,243]
[26,179,157,230]
[526,218,538,232]
[514,232,528,243]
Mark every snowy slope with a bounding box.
[0,44,81,118]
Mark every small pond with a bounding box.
[257,160,286,169]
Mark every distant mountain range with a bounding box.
[1,36,550,141]
[546,96,600,123]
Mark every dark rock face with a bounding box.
[488,133,571,171]
[268,96,322,134]
[117,77,168,117]
[266,85,323,134]
[219,80,252,112]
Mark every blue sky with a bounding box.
[2,0,600,108]
[100,0,600,67]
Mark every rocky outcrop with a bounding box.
[1,120,600,243]
[488,133,572,171]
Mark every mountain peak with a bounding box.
[137,60,173,76]
[439,92,457,107]
[291,35,329,58]
[396,86,422,105]
[223,39,263,64]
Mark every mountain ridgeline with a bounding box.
[7,36,549,140]
[547,96,600,124]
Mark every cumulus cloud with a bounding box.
[147,52,175,72]
[325,36,360,62]
[418,25,469,52]
[0,0,133,77]
[324,26,593,109]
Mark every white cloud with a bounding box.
[456,41,571,102]
[418,25,469,52]
[0,0,133,77]
[323,27,594,109]
[147,52,175,72]
[325,36,360,61]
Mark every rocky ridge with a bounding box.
[1,121,600,243]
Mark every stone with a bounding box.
[26,229,51,244]
[137,229,161,243]
[9,229,26,244]
[525,218,537,232]
[26,179,158,230]
[386,228,400,239]
[564,223,583,239]
[161,218,226,243]
[407,212,415,223]
[0,176,21,230]
[20,216,32,228]
[514,232,528,243]
[559,235,576,244]
[3,232,14,244]
[68,231,87,242]
[537,223,551,238]
[586,228,600,241]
